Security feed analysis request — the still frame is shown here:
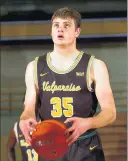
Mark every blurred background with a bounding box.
[1,0,127,161]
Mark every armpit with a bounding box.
[86,56,95,92]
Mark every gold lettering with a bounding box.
[42,81,81,93]
[20,140,29,147]
[76,72,84,76]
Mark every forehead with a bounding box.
[52,17,75,24]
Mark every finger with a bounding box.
[22,127,32,143]
[25,137,31,145]
[30,126,36,132]
[26,120,37,131]
[27,137,32,145]
[65,124,75,135]
[68,135,78,146]
[25,136,31,145]
[64,117,76,124]
[66,130,77,143]
[25,131,32,145]
[29,121,37,132]
[25,123,36,142]
[26,123,32,132]
[67,131,78,145]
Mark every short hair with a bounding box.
[51,7,81,28]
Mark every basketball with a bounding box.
[31,119,68,160]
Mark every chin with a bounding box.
[54,41,66,46]
[55,41,72,46]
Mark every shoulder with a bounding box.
[93,58,108,74]
[92,58,109,82]
[25,61,35,81]
[26,54,46,70]
[93,58,106,67]
[25,61,34,76]
[26,61,34,69]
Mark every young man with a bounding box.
[7,121,38,161]
[19,7,116,161]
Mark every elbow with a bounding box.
[7,143,14,152]
[110,108,116,123]
[111,114,116,124]
[7,146,13,152]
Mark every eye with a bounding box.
[53,23,59,28]
[64,24,70,28]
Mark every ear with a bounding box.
[51,27,53,37]
[75,28,81,38]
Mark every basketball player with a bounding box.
[7,95,41,161]
[19,7,116,161]
[7,121,38,161]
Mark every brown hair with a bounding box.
[51,7,81,28]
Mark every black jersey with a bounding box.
[14,122,38,161]
[34,51,98,123]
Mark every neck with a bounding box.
[53,42,79,57]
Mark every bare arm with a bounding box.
[64,58,116,145]
[20,61,37,120]
[7,128,17,161]
[19,61,38,144]
[89,59,116,128]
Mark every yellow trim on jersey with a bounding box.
[86,55,95,92]
[46,51,84,74]
[34,57,39,87]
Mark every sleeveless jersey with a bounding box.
[34,51,98,123]
[14,122,38,161]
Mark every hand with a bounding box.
[64,117,92,146]
[19,118,37,145]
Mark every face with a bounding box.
[51,17,81,46]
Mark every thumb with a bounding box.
[64,117,76,124]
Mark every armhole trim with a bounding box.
[14,122,18,143]
[86,55,95,92]
[34,57,39,88]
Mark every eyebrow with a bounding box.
[52,21,72,24]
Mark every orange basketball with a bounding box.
[31,120,68,160]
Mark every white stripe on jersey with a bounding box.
[13,122,19,143]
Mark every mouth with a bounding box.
[57,35,64,39]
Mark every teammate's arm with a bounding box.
[7,128,17,161]
[19,61,38,144]
[90,59,116,128]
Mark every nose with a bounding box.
[58,26,63,33]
